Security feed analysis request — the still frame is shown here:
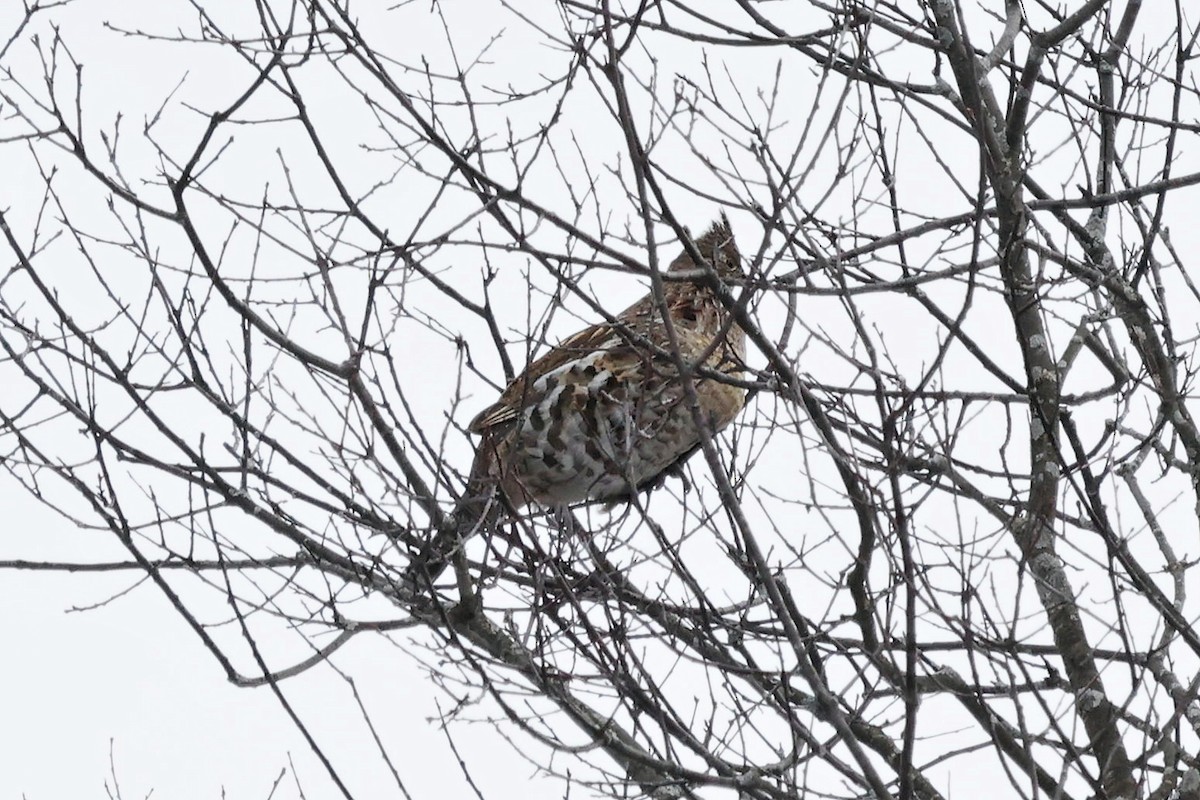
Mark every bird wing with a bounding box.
[468,293,660,435]
[468,321,617,434]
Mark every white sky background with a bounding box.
[0,4,572,798]
[2,0,1199,798]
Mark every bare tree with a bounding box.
[3,1,1200,798]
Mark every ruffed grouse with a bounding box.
[410,216,746,584]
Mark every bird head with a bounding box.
[667,212,742,281]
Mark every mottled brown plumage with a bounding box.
[409,216,746,584]
[471,215,746,507]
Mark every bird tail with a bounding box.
[404,436,506,589]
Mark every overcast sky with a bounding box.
[0,2,572,797]
[3,1,1198,799]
